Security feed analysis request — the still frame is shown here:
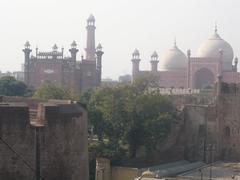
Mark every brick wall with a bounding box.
[0,101,88,180]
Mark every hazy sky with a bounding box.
[0,0,239,79]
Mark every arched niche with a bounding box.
[193,68,215,89]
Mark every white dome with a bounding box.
[197,29,234,71]
[159,44,188,71]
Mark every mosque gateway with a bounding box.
[23,15,104,92]
[131,26,239,89]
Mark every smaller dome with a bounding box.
[133,49,140,56]
[71,40,77,47]
[24,41,30,48]
[97,43,102,50]
[159,42,188,71]
[151,51,158,58]
[52,44,58,51]
[142,169,155,178]
[88,14,95,21]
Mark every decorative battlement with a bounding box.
[35,51,64,60]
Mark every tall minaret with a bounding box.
[86,14,96,61]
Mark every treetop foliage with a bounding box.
[0,76,33,97]
[33,82,72,100]
[83,75,177,162]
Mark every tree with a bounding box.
[85,76,176,159]
[33,82,71,100]
[0,76,33,96]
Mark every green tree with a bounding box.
[33,82,71,100]
[0,76,33,96]
[86,76,176,159]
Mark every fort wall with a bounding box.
[0,99,88,180]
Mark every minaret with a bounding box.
[23,41,32,85]
[150,51,159,72]
[234,57,238,72]
[69,41,79,61]
[86,14,96,61]
[187,49,191,88]
[96,43,104,85]
[131,49,141,82]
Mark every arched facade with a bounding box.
[193,68,215,89]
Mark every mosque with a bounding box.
[131,26,239,89]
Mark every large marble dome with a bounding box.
[197,29,234,71]
[159,42,188,71]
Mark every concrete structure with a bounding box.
[131,26,240,89]
[24,15,104,92]
[177,162,240,180]
[0,97,89,180]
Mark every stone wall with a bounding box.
[0,100,88,180]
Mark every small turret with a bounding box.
[187,49,191,59]
[96,43,104,85]
[187,49,191,88]
[131,49,141,81]
[233,57,238,72]
[23,41,32,85]
[52,44,58,52]
[150,51,159,72]
[23,41,32,60]
[24,41,31,49]
[87,14,95,26]
[69,41,79,61]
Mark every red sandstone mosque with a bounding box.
[131,26,239,89]
[23,15,103,92]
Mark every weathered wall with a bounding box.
[0,102,88,180]
[111,167,139,180]
[183,105,219,161]
[216,94,240,160]
[0,104,34,179]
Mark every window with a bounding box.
[225,126,230,138]
[87,71,92,77]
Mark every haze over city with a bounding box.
[0,0,239,79]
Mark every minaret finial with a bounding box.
[215,21,218,33]
[174,37,177,47]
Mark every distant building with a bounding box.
[0,71,24,82]
[23,15,104,92]
[13,71,24,81]
[101,78,118,87]
[119,74,131,83]
[131,26,240,89]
